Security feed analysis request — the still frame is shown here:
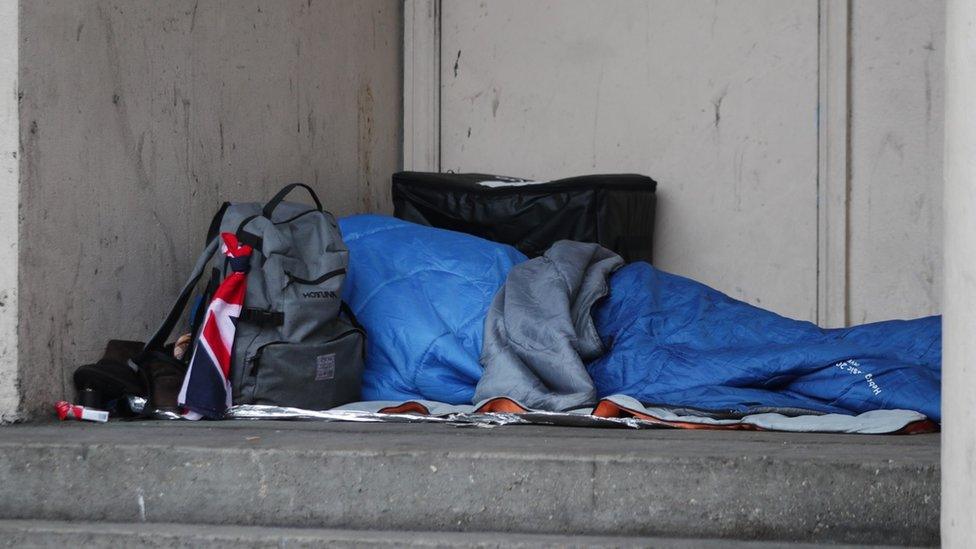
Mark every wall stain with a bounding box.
[710,0,719,38]
[732,138,749,213]
[170,87,193,186]
[189,0,199,33]
[464,89,484,104]
[712,86,728,129]
[358,82,374,212]
[872,132,905,176]
[923,32,935,132]
[18,115,40,296]
[591,68,605,168]
[98,5,151,188]
[150,210,179,284]
[135,130,152,188]
[307,109,316,143]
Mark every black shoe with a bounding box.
[73,340,147,416]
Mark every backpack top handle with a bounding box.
[262,183,323,219]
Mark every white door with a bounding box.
[412,0,825,322]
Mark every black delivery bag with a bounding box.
[392,172,657,262]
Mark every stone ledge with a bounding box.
[0,421,940,545]
[0,519,928,548]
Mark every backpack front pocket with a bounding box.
[250,329,364,410]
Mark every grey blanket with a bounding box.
[474,241,624,411]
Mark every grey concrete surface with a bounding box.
[0,0,18,423]
[14,0,403,419]
[847,0,945,325]
[0,421,939,545]
[942,0,976,544]
[0,520,928,549]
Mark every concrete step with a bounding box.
[0,421,939,546]
[0,519,918,549]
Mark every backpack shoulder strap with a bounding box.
[206,202,231,245]
[140,236,221,356]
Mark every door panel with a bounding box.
[439,0,820,320]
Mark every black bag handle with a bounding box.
[262,183,322,219]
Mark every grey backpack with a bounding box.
[141,183,365,413]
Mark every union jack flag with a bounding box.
[178,232,252,419]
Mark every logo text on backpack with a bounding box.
[315,354,336,381]
[302,290,338,299]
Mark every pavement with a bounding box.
[0,419,940,546]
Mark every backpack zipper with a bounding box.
[284,267,346,286]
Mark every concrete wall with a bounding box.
[432,0,945,324]
[15,0,402,418]
[848,0,944,324]
[0,0,19,422]
[943,1,976,543]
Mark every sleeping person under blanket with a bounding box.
[336,214,941,425]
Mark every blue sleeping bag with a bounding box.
[339,215,942,421]
[339,215,525,404]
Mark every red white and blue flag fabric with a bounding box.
[178,233,252,420]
